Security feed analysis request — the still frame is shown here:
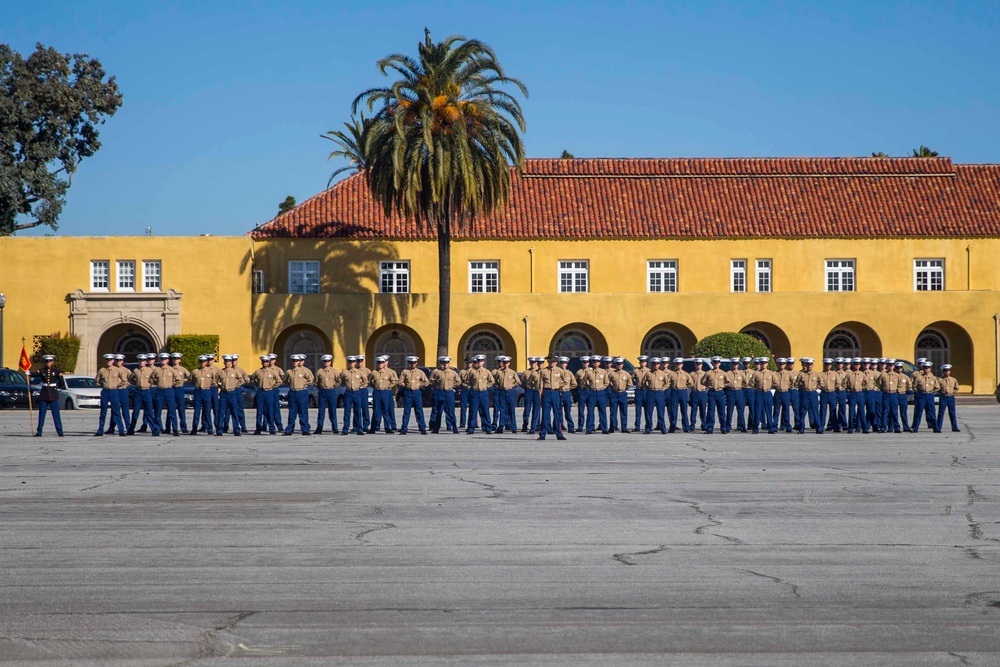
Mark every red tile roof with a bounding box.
[251,158,1000,240]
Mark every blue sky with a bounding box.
[5,1,998,237]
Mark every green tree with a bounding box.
[0,43,122,235]
[690,332,775,369]
[353,29,528,356]
[871,151,889,157]
[911,145,939,157]
[322,113,372,185]
[277,195,296,215]
[560,149,575,159]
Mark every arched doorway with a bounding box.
[374,329,416,375]
[549,323,608,358]
[915,321,972,385]
[274,325,330,371]
[96,322,159,366]
[915,329,949,368]
[464,331,505,367]
[642,329,683,359]
[740,322,791,358]
[824,321,881,359]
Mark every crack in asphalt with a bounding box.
[824,471,899,487]
[167,610,259,665]
[964,591,1000,608]
[447,474,505,498]
[951,455,965,467]
[612,544,668,566]
[670,499,745,545]
[948,651,973,665]
[967,485,986,506]
[966,513,999,544]
[352,522,396,544]
[741,568,802,599]
[78,473,130,492]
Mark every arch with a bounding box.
[640,322,697,358]
[916,321,973,384]
[740,322,791,358]
[96,320,161,367]
[550,322,608,358]
[824,321,881,359]
[365,323,426,375]
[458,323,517,368]
[274,324,331,371]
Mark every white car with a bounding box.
[58,375,102,409]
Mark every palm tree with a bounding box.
[353,29,528,356]
[870,151,889,157]
[911,145,939,158]
[322,113,372,185]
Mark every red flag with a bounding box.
[18,345,31,373]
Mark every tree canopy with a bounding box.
[0,43,122,235]
[350,29,527,355]
[277,195,297,215]
[911,145,939,158]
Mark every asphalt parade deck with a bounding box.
[1,406,998,665]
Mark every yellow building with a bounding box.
[1,157,997,393]
[250,157,1000,394]
[0,236,253,375]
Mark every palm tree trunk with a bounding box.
[436,218,451,357]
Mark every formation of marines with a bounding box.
[29,350,963,439]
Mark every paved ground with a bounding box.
[1,406,999,666]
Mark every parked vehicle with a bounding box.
[0,368,36,408]
[58,375,102,409]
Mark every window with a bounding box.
[558,260,589,293]
[117,260,136,291]
[469,261,499,293]
[741,328,771,350]
[731,259,747,293]
[825,260,855,292]
[647,260,678,293]
[756,259,771,293]
[252,270,265,294]
[914,259,944,291]
[824,328,861,359]
[553,330,594,356]
[375,329,416,375]
[288,260,320,294]
[641,330,683,359]
[915,329,949,368]
[464,330,505,367]
[282,328,325,371]
[142,260,161,291]
[380,261,410,294]
[90,261,110,291]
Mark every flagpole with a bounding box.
[21,338,33,434]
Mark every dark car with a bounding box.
[0,368,36,408]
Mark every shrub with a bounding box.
[33,333,82,372]
[690,332,776,369]
[166,334,219,371]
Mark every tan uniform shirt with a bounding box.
[368,368,399,391]
[939,376,959,396]
[670,369,695,390]
[151,366,176,389]
[285,366,316,391]
[587,367,611,391]
[819,370,840,393]
[576,368,589,390]
[877,371,898,393]
[633,366,650,391]
[399,367,430,390]
[520,369,540,390]
[751,369,776,391]
[702,368,727,391]
[340,367,368,391]
[913,373,941,394]
[776,369,795,391]
[863,369,880,389]
[560,369,577,391]
[796,370,821,391]
[724,369,746,390]
[690,369,707,392]
[131,366,154,390]
[464,366,494,391]
[217,367,249,391]
[171,365,191,388]
[191,367,215,389]
[896,373,911,395]
[252,367,279,390]
[642,369,668,391]
[844,370,868,392]
[95,366,116,389]
[493,368,520,391]
[607,368,632,391]
[539,366,566,391]
[268,366,284,386]
[459,368,471,389]
[315,366,342,389]
[112,366,132,389]
[430,367,461,390]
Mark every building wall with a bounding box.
[251,237,1000,393]
[0,236,254,375]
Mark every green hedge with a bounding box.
[33,333,82,372]
[166,334,219,371]
[690,332,777,369]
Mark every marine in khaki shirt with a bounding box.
[876,369,899,393]
[559,359,577,391]
[724,366,746,390]
[669,363,694,390]
[192,359,216,390]
[642,363,669,391]
[586,363,611,391]
[285,363,316,391]
[368,364,399,391]
[170,356,191,388]
[702,361,728,391]
[633,358,651,391]
[913,369,941,394]
[689,366,707,392]
[430,363,461,391]
[95,357,116,389]
[750,367,776,391]
[776,367,795,392]
[607,364,633,392]
[796,367,821,392]
[493,360,520,391]
[151,361,176,389]
[252,362,280,390]
[217,362,250,392]
[131,362,155,390]
[464,363,494,391]
[399,365,430,390]
[520,365,540,391]
[315,362,342,389]
[938,373,959,396]
[340,359,369,391]
[538,363,567,391]
[112,359,132,389]
[844,366,868,392]
[894,365,911,395]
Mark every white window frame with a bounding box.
[469,260,500,293]
[252,270,265,294]
[730,259,747,293]
[756,259,772,293]
[914,259,944,292]
[558,260,589,293]
[116,260,136,292]
[142,260,161,292]
[90,260,110,292]
[825,259,856,292]
[288,260,320,294]
[379,261,410,294]
[647,259,678,293]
